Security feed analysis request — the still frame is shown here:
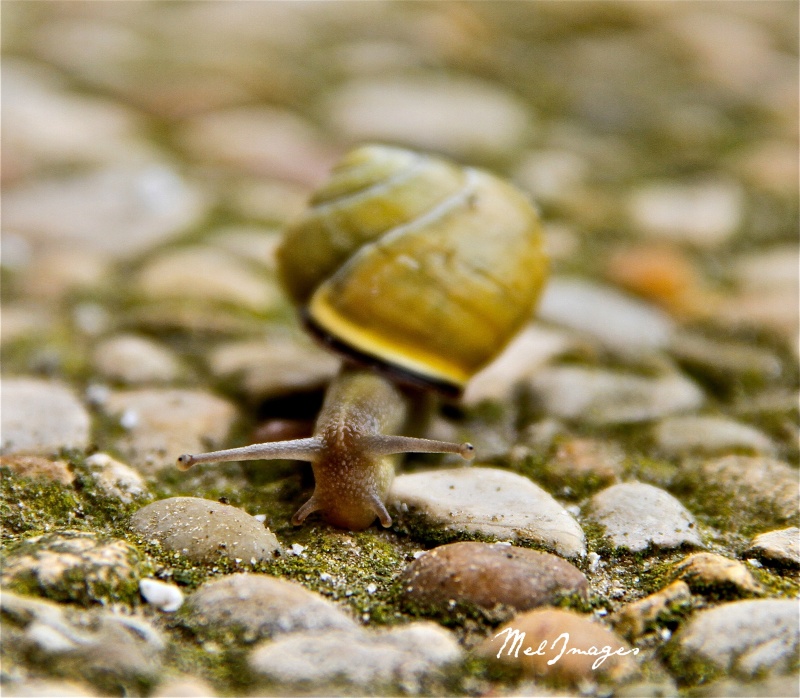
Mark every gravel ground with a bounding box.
[1,3,798,697]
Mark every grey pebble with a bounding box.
[528,366,704,425]
[1,530,145,606]
[746,528,800,568]
[586,482,704,552]
[1,377,90,455]
[1,591,164,690]
[537,277,674,354]
[249,622,462,691]
[130,497,280,564]
[183,573,355,643]
[92,334,181,385]
[2,163,206,259]
[654,415,776,456]
[208,336,340,400]
[389,467,585,558]
[670,599,799,679]
[102,388,237,474]
[400,541,588,616]
[681,455,800,527]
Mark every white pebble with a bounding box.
[289,543,306,557]
[366,583,377,595]
[253,514,266,523]
[119,408,139,430]
[588,551,602,573]
[139,578,184,612]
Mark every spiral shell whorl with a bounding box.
[278,144,548,394]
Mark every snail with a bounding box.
[177,144,548,531]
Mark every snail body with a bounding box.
[178,145,548,531]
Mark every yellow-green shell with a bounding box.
[278,144,549,393]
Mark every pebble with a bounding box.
[669,599,799,679]
[1,590,163,690]
[400,541,588,617]
[611,580,692,641]
[0,378,91,456]
[179,106,337,185]
[528,366,704,426]
[461,325,574,406]
[185,573,355,643]
[696,675,800,698]
[0,302,54,344]
[674,552,764,597]
[1,678,99,697]
[101,388,237,474]
[92,335,181,385]
[0,530,145,605]
[152,677,218,697]
[18,248,110,301]
[230,179,309,224]
[3,164,206,260]
[515,148,589,204]
[669,331,783,385]
[389,467,586,558]
[249,622,462,691]
[84,453,148,503]
[208,336,340,400]
[745,528,800,568]
[536,277,674,354]
[627,180,743,247]
[323,75,531,158]
[136,246,283,314]
[207,226,283,269]
[654,415,776,456]
[681,455,799,527]
[477,608,639,684]
[139,578,184,613]
[542,437,624,492]
[130,497,281,564]
[586,482,704,552]
[0,455,74,486]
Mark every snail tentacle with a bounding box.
[176,437,324,470]
[364,434,475,460]
[291,496,323,525]
[368,493,393,528]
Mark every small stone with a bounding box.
[92,334,181,385]
[668,599,799,680]
[537,277,674,354]
[680,455,799,527]
[139,578,184,613]
[515,149,589,204]
[208,336,340,400]
[0,455,74,486]
[179,106,337,185]
[1,591,163,691]
[477,608,639,684]
[400,541,588,617]
[1,378,91,455]
[0,302,54,344]
[389,467,585,558]
[0,530,145,606]
[542,437,624,493]
[184,573,355,643]
[696,675,800,698]
[745,528,800,568]
[152,677,218,698]
[323,75,531,158]
[654,415,776,456]
[207,226,283,269]
[3,163,206,260]
[1,679,99,697]
[674,552,764,597]
[249,622,461,690]
[231,179,309,224]
[84,452,148,503]
[628,180,743,247]
[461,325,574,406]
[130,497,280,564]
[528,366,704,426]
[611,580,692,641]
[102,388,237,474]
[19,248,109,301]
[586,482,704,553]
[136,246,282,314]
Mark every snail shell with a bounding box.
[278,144,549,396]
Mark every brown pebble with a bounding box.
[477,608,639,684]
[0,455,74,486]
[674,552,764,598]
[611,580,692,641]
[401,541,588,617]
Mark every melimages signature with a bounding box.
[493,627,640,670]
